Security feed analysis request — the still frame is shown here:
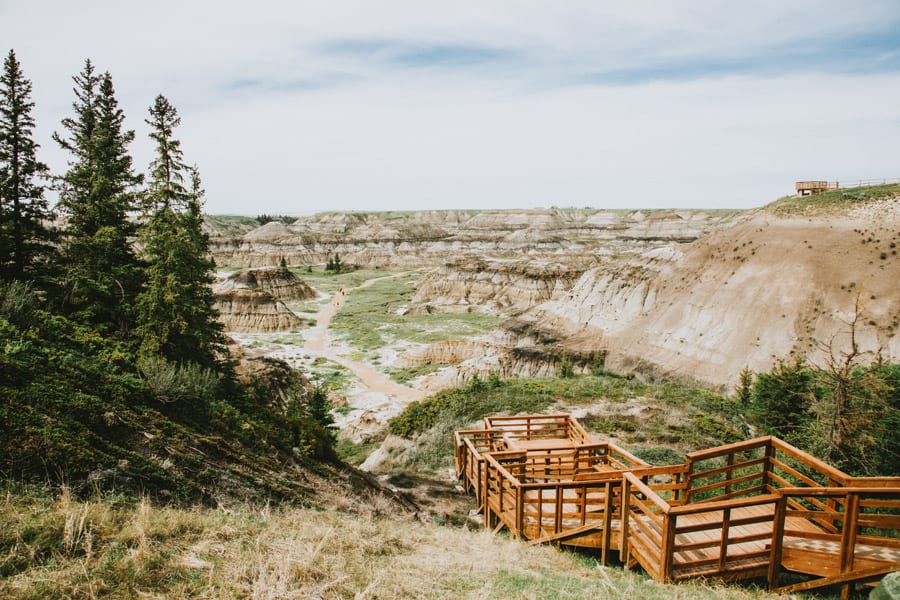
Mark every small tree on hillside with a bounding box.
[750,357,812,441]
[808,295,892,474]
[0,50,51,281]
[736,366,753,408]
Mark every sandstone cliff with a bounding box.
[217,266,316,302]
[214,266,312,332]
[214,288,304,333]
[493,198,900,388]
[411,258,583,315]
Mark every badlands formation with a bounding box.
[208,199,899,391]
[213,266,315,332]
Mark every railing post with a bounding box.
[621,475,631,566]
[483,465,492,528]
[515,484,524,540]
[661,513,676,582]
[768,495,787,591]
[554,487,563,535]
[601,480,613,566]
[839,492,860,600]
[718,507,731,572]
[684,456,694,503]
[762,442,775,492]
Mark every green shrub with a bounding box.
[590,351,607,376]
[628,445,684,465]
[557,357,574,378]
[138,356,220,405]
[749,358,813,441]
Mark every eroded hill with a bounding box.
[210,190,899,392]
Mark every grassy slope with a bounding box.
[0,485,778,600]
[385,374,745,474]
[766,183,900,215]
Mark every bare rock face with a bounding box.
[496,199,900,389]
[411,258,583,315]
[398,340,488,366]
[213,266,314,333]
[217,266,316,303]
[214,288,303,333]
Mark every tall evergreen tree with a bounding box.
[136,95,224,369]
[54,62,143,332]
[0,49,51,280]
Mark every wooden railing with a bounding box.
[622,471,781,581]
[770,486,900,598]
[454,429,507,502]
[682,436,850,504]
[484,414,593,445]
[457,417,900,593]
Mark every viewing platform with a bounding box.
[796,181,840,195]
[454,414,900,599]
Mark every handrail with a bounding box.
[769,438,852,486]
[624,471,672,514]
[627,464,688,478]
[778,486,900,496]
[607,444,648,468]
[686,436,772,461]
[483,452,525,485]
[669,493,780,516]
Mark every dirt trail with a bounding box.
[302,273,425,440]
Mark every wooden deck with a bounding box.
[455,415,900,598]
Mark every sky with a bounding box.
[2,1,900,214]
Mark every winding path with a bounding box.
[302,273,425,436]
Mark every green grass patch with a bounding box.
[204,214,261,237]
[288,267,403,296]
[308,358,352,392]
[286,302,322,314]
[334,433,385,466]
[389,373,748,473]
[386,363,451,384]
[328,274,502,351]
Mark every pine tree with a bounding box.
[0,50,51,280]
[136,95,224,369]
[54,62,143,332]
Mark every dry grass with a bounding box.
[0,485,792,599]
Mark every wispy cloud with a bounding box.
[574,26,900,86]
[321,37,520,69]
[222,72,358,95]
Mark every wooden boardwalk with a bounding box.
[455,415,900,599]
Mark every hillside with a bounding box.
[0,283,404,513]
[0,486,779,600]
[474,187,900,388]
